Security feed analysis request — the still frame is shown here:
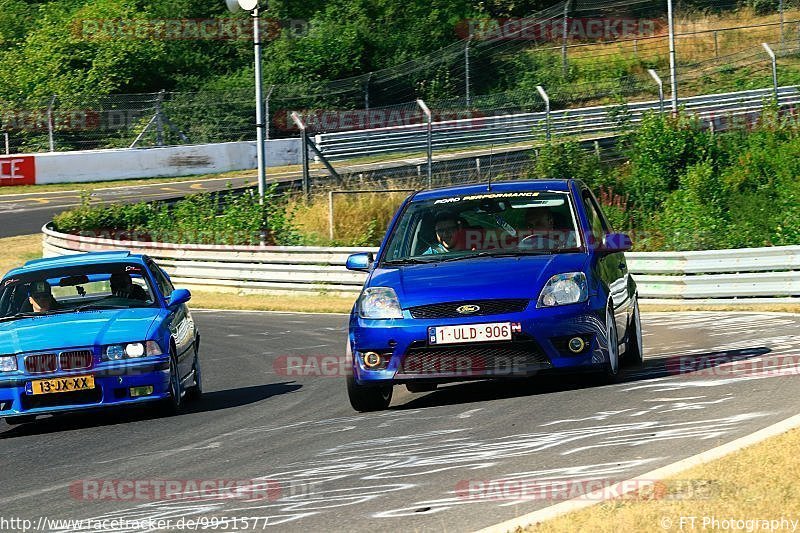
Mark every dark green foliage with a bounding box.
[53,185,301,245]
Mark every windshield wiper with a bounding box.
[440,250,554,262]
[74,304,130,312]
[382,258,440,266]
[0,310,69,322]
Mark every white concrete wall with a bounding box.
[31,139,301,184]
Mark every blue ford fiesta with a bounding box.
[0,251,200,425]
[344,179,643,411]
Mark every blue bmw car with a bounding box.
[344,180,643,411]
[0,251,200,425]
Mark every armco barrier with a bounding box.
[41,225,800,304]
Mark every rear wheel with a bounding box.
[623,298,644,368]
[347,372,392,412]
[185,344,203,402]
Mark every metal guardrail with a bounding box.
[42,226,800,304]
[315,86,800,161]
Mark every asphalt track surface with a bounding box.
[2,311,800,532]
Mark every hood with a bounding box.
[0,308,162,354]
[369,253,589,309]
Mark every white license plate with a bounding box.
[429,322,513,345]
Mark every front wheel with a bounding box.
[587,303,621,385]
[157,351,182,416]
[347,372,392,412]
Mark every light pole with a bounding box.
[227,0,267,204]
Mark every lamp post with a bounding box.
[227,0,267,203]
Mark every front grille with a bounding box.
[408,299,530,319]
[25,354,57,374]
[21,388,102,410]
[398,339,550,377]
[60,350,93,371]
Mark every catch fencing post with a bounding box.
[465,35,471,106]
[536,86,551,141]
[291,111,311,201]
[763,42,778,101]
[561,0,571,77]
[4,133,9,155]
[47,95,56,152]
[417,99,433,188]
[265,85,275,141]
[648,69,665,114]
[667,0,678,113]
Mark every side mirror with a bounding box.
[345,252,374,272]
[167,288,191,309]
[602,232,633,253]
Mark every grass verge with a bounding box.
[189,291,354,314]
[0,234,42,275]
[527,427,800,532]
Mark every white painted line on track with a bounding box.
[476,412,800,533]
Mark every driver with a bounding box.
[28,281,58,313]
[422,211,463,255]
[110,272,149,301]
[519,208,559,250]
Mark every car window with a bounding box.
[0,262,157,317]
[149,262,174,298]
[582,190,609,247]
[382,191,580,263]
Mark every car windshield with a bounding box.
[381,190,582,264]
[0,262,158,319]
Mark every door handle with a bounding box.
[619,262,627,270]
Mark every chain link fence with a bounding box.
[2,0,800,155]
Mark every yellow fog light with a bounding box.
[130,386,154,397]
[568,337,586,354]
[363,352,382,368]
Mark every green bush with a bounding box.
[53,185,301,246]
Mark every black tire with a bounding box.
[347,372,392,412]
[158,351,182,416]
[406,383,437,393]
[588,302,621,385]
[185,344,203,402]
[623,298,644,368]
[4,415,36,425]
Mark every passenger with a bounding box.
[519,208,559,250]
[28,281,58,313]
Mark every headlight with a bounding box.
[359,287,403,319]
[537,272,589,307]
[104,341,163,361]
[0,355,17,372]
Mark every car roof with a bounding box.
[410,179,573,202]
[3,251,145,278]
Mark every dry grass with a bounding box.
[528,427,800,532]
[641,303,800,314]
[0,234,42,275]
[188,290,354,314]
[289,186,411,246]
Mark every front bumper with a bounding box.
[0,357,170,419]
[350,301,610,385]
